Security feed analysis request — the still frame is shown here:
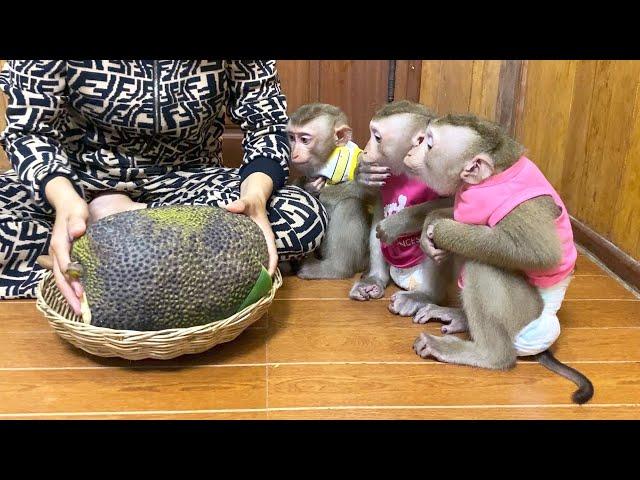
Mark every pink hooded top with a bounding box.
[380,174,440,269]
[454,156,577,288]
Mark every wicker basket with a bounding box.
[35,269,282,360]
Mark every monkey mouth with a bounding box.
[403,163,420,175]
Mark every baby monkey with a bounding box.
[287,103,372,279]
[381,113,593,404]
[349,101,453,317]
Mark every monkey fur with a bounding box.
[382,113,593,404]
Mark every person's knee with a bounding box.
[270,185,328,259]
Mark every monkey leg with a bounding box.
[388,256,450,317]
[388,291,433,316]
[350,202,390,301]
[297,256,345,279]
[298,197,369,280]
[414,261,541,370]
[277,259,301,276]
[413,304,468,334]
[413,328,515,370]
[413,301,516,369]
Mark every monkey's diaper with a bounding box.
[390,263,427,291]
[513,275,572,356]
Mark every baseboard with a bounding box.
[570,216,640,292]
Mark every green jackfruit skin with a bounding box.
[70,205,269,331]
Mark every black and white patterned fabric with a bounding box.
[0,60,327,299]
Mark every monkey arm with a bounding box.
[423,206,454,226]
[376,197,454,244]
[431,196,563,272]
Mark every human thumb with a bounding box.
[224,199,247,214]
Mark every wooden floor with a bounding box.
[1,250,639,420]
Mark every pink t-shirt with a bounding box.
[380,174,440,269]
[454,156,577,288]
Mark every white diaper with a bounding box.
[390,263,427,291]
[513,275,572,356]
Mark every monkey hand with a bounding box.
[421,222,450,264]
[355,159,391,188]
[375,215,404,244]
[303,177,327,196]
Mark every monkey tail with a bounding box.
[534,350,594,404]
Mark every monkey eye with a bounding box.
[426,133,433,150]
[374,134,382,143]
[301,136,311,145]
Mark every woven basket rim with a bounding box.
[35,268,282,335]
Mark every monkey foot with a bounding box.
[296,260,323,279]
[278,261,297,276]
[413,305,468,334]
[296,258,350,280]
[349,277,386,301]
[388,290,430,316]
[414,332,437,359]
[413,332,449,361]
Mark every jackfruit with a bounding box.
[68,205,272,331]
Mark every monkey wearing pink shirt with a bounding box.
[349,101,453,316]
[378,113,593,404]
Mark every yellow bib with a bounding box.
[317,141,362,185]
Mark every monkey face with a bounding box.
[287,116,336,177]
[404,123,479,196]
[364,114,417,175]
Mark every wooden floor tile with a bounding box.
[267,363,640,408]
[0,366,266,415]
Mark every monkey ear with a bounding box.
[334,124,353,146]
[460,154,495,184]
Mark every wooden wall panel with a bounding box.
[610,70,640,255]
[275,60,313,112]
[584,62,640,235]
[419,61,442,109]
[420,60,501,121]
[393,60,423,103]
[420,60,640,258]
[519,60,640,259]
[315,60,389,147]
[469,60,501,121]
[559,61,598,211]
[517,61,577,189]
[419,59,640,260]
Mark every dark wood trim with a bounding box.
[387,60,397,103]
[571,215,640,292]
[496,60,524,136]
[393,60,423,103]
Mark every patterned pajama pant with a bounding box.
[0,167,328,299]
